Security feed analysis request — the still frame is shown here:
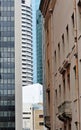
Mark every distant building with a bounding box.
[32,0,41,83]
[36,10,43,84]
[23,83,43,104]
[32,103,44,130]
[21,0,33,86]
[23,103,45,130]
[23,104,33,130]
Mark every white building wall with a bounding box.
[21,0,33,86]
[23,84,43,103]
[23,104,33,130]
[15,0,22,130]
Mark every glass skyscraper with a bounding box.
[36,10,43,84]
[0,0,22,130]
[32,0,40,83]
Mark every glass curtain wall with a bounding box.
[0,0,15,129]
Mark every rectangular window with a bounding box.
[73,66,76,79]
[39,122,44,126]
[66,25,69,56]
[62,34,65,58]
[71,13,74,28]
[54,50,57,72]
[67,73,70,90]
[59,84,61,98]
[62,73,66,100]
[58,43,60,65]
[55,89,57,106]
[66,25,69,41]
[39,115,43,118]
[22,0,25,4]
[48,60,50,83]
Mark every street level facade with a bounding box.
[40,0,81,130]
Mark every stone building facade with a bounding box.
[40,0,81,130]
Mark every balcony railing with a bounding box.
[44,116,51,128]
[58,101,72,122]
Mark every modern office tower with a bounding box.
[36,10,43,84]
[21,0,33,86]
[32,0,40,83]
[0,0,22,130]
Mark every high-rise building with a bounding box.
[36,10,43,84]
[32,0,40,83]
[0,0,22,130]
[21,0,33,86]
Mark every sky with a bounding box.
[23,83,43,104]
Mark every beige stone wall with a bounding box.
[40,0,81,130]
[34,110,44,130]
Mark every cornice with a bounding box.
[40,0,50,17]
[40,0,56,18]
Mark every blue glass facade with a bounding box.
[36,10,43,84]
[0,0,15,129]
[32,0,40,83]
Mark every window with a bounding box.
[67,73,70,90]
[54,50,57,72]
[59,84,61,98]
[66,25,69,39]
[48,60,50,82]
[62,73,65,99]
[58,43,60,65]
[39,122,44,126]
[71,13,74,28]
[62,34,65,57]
[39,114,43,118]
[23,117,30,119]
[66,25,69,53]
[73,66,76,79]
[55,89,57,106]
[22,0,25,4]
